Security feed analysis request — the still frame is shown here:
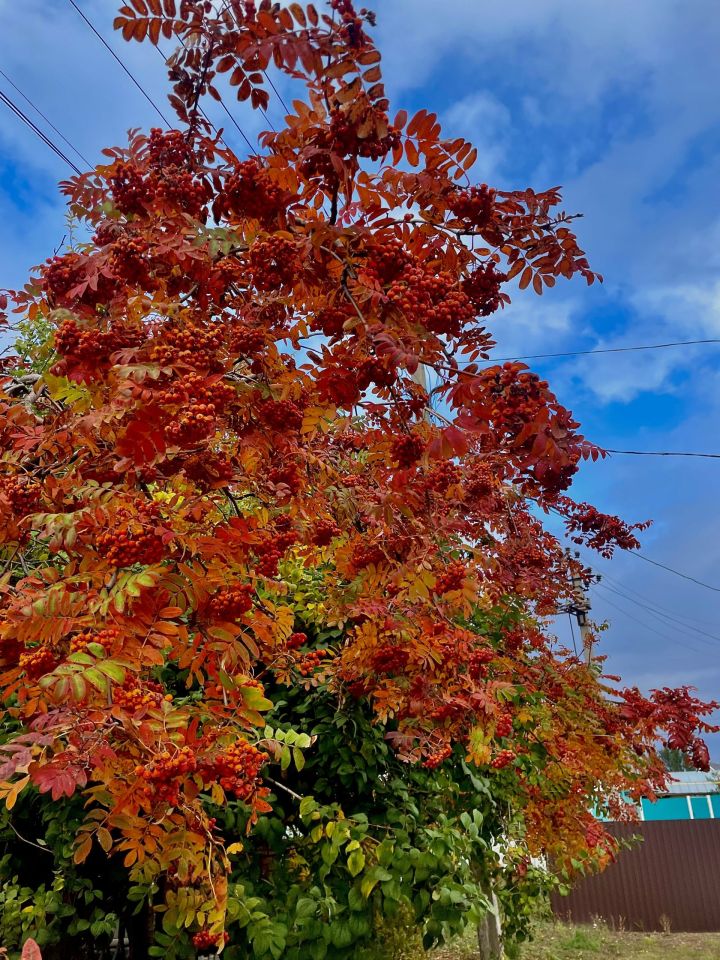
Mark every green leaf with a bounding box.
[347,849,365,877]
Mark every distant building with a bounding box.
[638,771,720,821]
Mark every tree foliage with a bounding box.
[0,0,717,956]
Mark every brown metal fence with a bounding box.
[550,820,720,932]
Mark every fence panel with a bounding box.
[550,820,720,932]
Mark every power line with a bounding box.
[598,570,719,629]
[67,0,171,127]
[625,550,720,594]
[490,338,720,363]
[0,68,91,169]
[0,89,82,175]
[605,449,720,460]
[596,581,720,647]
[590,586,713,658]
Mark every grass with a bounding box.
[430,921,720,960]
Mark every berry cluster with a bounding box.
[216,159,292,223]
[449,184,496,229]
[462,262,506,316]
[363,237,412,285]
[0,476,40,515]
[248,236,300,291]
[96,507,165,568]
[468,647,495,680]
[229,323,267,359]
[149,321,226,371]
[201,739,267,800]
[356,357,396,392]
[115,678,167,713]
[311,518,341,547]
[253,525,298,578]
[495,713,513,738]
[54,318,142,371]
[371,645,409,675]
[286,631,307,650]
[19,646,56,680]
[108,233,154,287]
[425,461,461,493]
[268,461,302,497]
[43,253,113,309]
[391,433,424,468]
[257,397,304,432]
[160,375,236,445]
[434,561,466,595]
[183,452,234,490]
[110,132,210,220]
[328,105,400,161]
[387,266,475,337]
[70,627,120,654]
[423,745,452,769]
[351,541,385,569]
[137,746,197,806]
[297,649,331,677]
[191,929,229,951]
[491,749,516,770]
[208,584,254,621]
[310,304,354,338]
[464,464,497,501]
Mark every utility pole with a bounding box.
[564,549,601,664]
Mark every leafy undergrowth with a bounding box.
[430,922,720,960]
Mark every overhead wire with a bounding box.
[624,550,720,594]
[595,580,720,647]
[598,570,719,628]
[0,68,92,169]
[0,89,82,175]
[67,0,171,126]
[589,586,713,658]
[488,338,720,363]
[605,449,720,460]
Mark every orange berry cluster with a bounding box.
[495,713,513,738]
[423,745,452,769]
[253,525,298,578]
[191,929,229,951]
[70,627,120,654]
[183,452,234,490]
[248,236,300,291]
[462,262,506,316]
[363,237,412,285]
[0,475,40,515]
[425,461,461,493]
[356,356,396,392]
[268,461,302,496]
[149,321,226,371]
[19,646,56,680]
[137,746,197,806]
[297,649,331,677]
[464,464,497,502]
[311,518,341,547]
[111,132,210,220]
[216,158,291,223]
[326,105,400,162]
[449,184,496,229]
[371,645,409,675]
[43,253,111,309]
[54,318,141,369]
[161,375,236,445]
[351,541,385,569]
[434,561,466,595]
[310,304,354,338]
[491,749,516,769]
[286,632,307,650]
[387,265,475,337]
[201,739,268,800]
[96,507,165,568]
[115,678,166,713]
[107,233,154,287]
[468,647,495,680]
[229,323,267,359]
[256,397,304,433]
[391,433,424,468]
[208,584,254,621]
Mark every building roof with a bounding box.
[662,771,720,796]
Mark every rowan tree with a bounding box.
[0,1,716,958]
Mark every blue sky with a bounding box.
[1,1,720,749]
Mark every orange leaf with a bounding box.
[519,266,533,290]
